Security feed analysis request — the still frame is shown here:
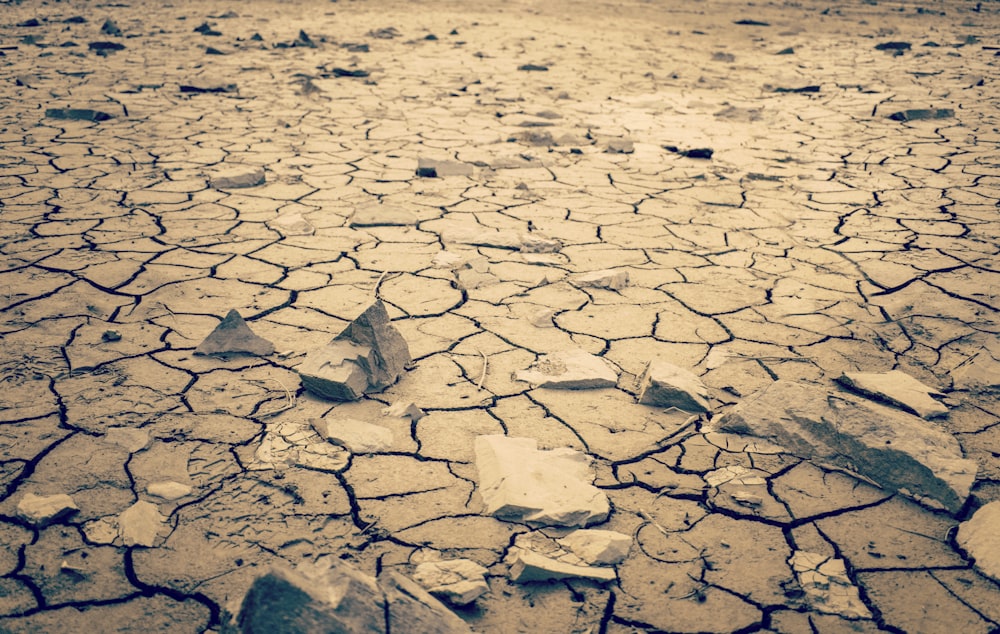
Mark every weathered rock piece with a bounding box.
[209,164,265,188]
[474,435,609,527]
[180,80,238,94]
[146,481,193,501]
[118,500,167,547]
[314,417,394,453]
[267,212,315,236]
[837,370,948,419]
[16,492,79,527]
[195,309,275,357]
[789,551,871,619]
[251,421,350,472]
[507,532,617,583]
[571,269,628,290]
[238,560,471,634]
[297,301,411,401]
[515,349,618,389]
[637,360,711,413]
[887,108,954,121]
[956,501,1000,583]
[416,158,473,177]
[557,529,632,564]
[714,380,977,513]
[412,559,489,605]
[45,108,114,122]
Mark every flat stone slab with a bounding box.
[715,380,977,513]
[118,500,167,547]
[515,348,619,389]
[637,360,711,413]
[412,559,489,605]
[194,309,275,357]
[314,417,394,453]
[208,164,265,188]
[837,370,948,418]
[557,529,632,565]
[474,435,609,527]
[45,108,114,122]
[16,492,79,527]
[789,551,870,619]
[507,532,618,583]
[267,212,315,236]
[571,269,629,290]
[957,501,1000,583]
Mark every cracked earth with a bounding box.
[1,0,999,631]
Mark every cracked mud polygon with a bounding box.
[1,0,999,632]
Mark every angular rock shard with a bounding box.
[474,435,609,527]
[209,164,264,188]
[507,532,617,583]
[314,417,394,453]
[267,212,314,236]
[45,108,114,122]
[571,269,629,290]
[118,500,167,547]
[195,309,275,357]
[956,501,1000,583]
[238,560,470,634]
[297,301,411,401]
[413,559,489,605]
[16,492,79,527]
[837,370,948,419]
[714,380,977,513]
[789,551,871,619]
[637,360,711,413]
[515,348,618,389]
[557,529,632,565]
[887,108,954,121]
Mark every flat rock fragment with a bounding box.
[251,421,349,472]
[445,228,560,253]
[238,560,470,633]
[349,206,418,227]
[314,417,393,453]
[209,165,265,189]
[557,529,632,564]
[194,309,275,357]
[416,158,473,177]
[45,108,114,122]
[16,493,79,527]
[507,532,617,583]
[715,380,977,513]
[180,80,237,94]
[515,348,618,389]
[837,370,948,419]
[887,108,954,121]
[956,501,1000,583]
[474,435,609,527]
[637,360,711,413]
[146,481,193,501]
[297,301,411,401]
[267,212,314,236]
[571,269,628,290]
[789,551,871,619]
[412,559,489,605]
[118,501,167,547]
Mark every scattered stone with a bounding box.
[529,308,556,328]
[474,435,610,527]
[836,370,948,419]
[101,330,122,342]
[515,348,619,389]
[774,85,821,93]
[314,417,394,453]
[571,269,628,290]
[664,145,714,159]
[180,80,238,93]
[557,529,632,565]
[328,67,370,78]
[267,212,315,236]
[711,51,736,63]
[789,551,871,618]
[195,309,275,357]
[518,63,549,71]
[349,205,418,227]
[416,158,474,177]
[637,360,711,413]
[368,26,401,39]
[605,138,635,154]
[205,46,226,55]
[209,164,265,189]
[83,517,119,545]
[239,560,470,634]
[146,481,193,501]
[45,108,114,122]
[956,501,1000,583]
[382,401,426,422]
[88,41,125,53]
[412,559,489,605]
[101,18,122,36]
[295,30,317,48]
[251,421,350,472]
[63,16,87,24]
[776,47,795,54]
[17,18,42,27]
[297,300,411,401]
[715,380,977,513]
[734,19,770,26]
[507,532,617,583]
[16,493,79,527]
[193,22,222,36]
[875,41,911,51]
[887,108,954,121]
[118,500,167,547]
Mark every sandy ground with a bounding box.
[1,0,999,631]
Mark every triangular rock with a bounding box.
[957,501,1000,583]
[637,360,711,412]
[837,370,948,419]
[195,309,275,356]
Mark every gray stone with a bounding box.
[16,492,79,527]
[571,269,628,290]
[715,380,977,513]
[238,560,471,634]
[118,500,166,547]
[515,348,618,389]
[209,164,265,188]
[195,309,275,357]
[45,108,114,122]
[412,559,489,605]
[297,301,411,401]
[474,435,610,527]
[315,417,394,453]
[637,360,711,413]
[957,501,1000,583]
[416,158,474,177]
[837,370,948,419]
